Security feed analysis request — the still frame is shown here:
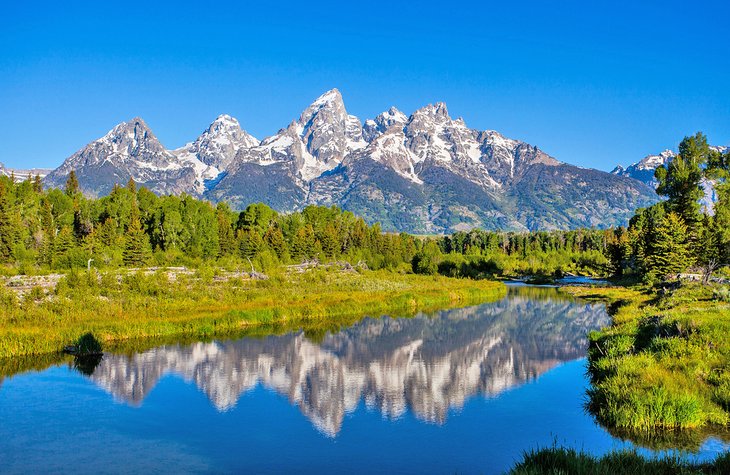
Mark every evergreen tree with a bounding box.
[655,133,708,233]
[123,207,152,267]
[238,229,264,259]
[697,214,720,283]
[646,212,694,281]
[98,217,119,248]
[33,174,43,193]
[264,225,287,259]
[291,225,316,261]
[320,223,340,258]
[0,181,15,262]
[216,205,236,257]
[53,226,76,267]
[606,226,629,277]
[65,171,80,196]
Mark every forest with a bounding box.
[0,132,728,284]
[0,170,614,279]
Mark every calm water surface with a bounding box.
[1,286,727,474]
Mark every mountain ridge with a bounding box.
[44,89,659,233]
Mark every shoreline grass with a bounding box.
[509,446,730,475]
[560,282,730,440]
[0,268,505,358]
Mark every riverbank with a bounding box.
[509,446,730,474]
[0,267,505,358]
[561,282,730,433]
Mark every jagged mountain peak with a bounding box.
[363,107,408,142]
[85,117,168,160]
[298,88,347,127]
[411,102,451,123]
[173,114,259,179]
[310,88,343,107]
[209,113,241,130]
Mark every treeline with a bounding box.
[0,174,420,272]
[3,132,724,281]
[610,132,730,283]
[0,170,615,278]
[413,228,615,278]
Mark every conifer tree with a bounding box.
[33,174,43,193]
[646,212,694,281]
[123,206,152,267]
[216,205,236,257]
[53,226,76,267]
[291,225,316,261]
[655,133,708,233]
[320,223,340,258]
[65,171,79,196]
[697,214,720,283]
[238,229,263,259]
[264,225,287,259]
[98,217,119,248]
[0,181,15,262]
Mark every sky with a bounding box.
[1,0,728,171]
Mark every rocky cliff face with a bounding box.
[44,89,659,232]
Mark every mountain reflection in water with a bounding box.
[88,287,609,436]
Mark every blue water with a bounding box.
[0,287,726,474]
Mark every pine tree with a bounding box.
[646,212,694,281]
[697,215,720,283]
[291,225,316,261]
[238,229,263,259]
[65,171,80,196]
[0,182,15,262]
[123,207,152,267]
[320,223,339,258]
[216,206,236,257]
[264,225,287,259]
[655,133,708,234]
[98,217,119,247]
[33,174,43,193]
[53,226,76,267]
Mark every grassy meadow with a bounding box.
[0,266,505,358]
[562,282,730,434]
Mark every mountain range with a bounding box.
[41,88,664,233]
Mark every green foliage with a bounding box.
[625,133,729,283]
[75,332,102,355]
[0,269,505,358]
[569,282,730,435]
[655,132,708,231]
[510,446,730,475]
[0,171,623,280]
[411,241,442,275]
[645,212,693,282]
[123,209,152,267]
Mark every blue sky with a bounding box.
[2,0,728,171]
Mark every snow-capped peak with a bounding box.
[636,149,675,170]
[363,107,408,142]
[310,88,343,108]
[412,102,450,121]
[175,115,259,172]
